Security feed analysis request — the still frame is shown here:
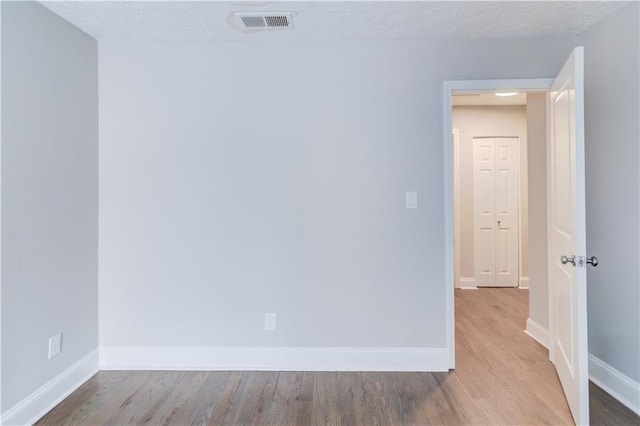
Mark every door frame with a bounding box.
[442,79,553,368]
[452,128,461,288]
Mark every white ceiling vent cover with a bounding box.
[229,12,295,32]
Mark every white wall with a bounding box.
[525,93,549,328]
[98,36,576,362]
[579,3,639,383]
[452,106,528,286]
[1,0,98,415]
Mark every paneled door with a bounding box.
[548,47,589,426]
[473,137,519,287]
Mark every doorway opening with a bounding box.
[447,86,573,419]
[450,87,553,355]
[443,79,553,368]
[452,93,529,290]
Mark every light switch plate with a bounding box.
[406,191,418,209]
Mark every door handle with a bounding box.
[587,256,598,267]
[561,255,576,266]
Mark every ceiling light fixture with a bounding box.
[495,92,519,97]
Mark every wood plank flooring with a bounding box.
[36,289,639,425]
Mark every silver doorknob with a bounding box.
[587,256,598,267]
[561,255,576,266]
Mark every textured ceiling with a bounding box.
[40,1,628,41]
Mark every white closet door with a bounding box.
[473,137,519,287]
[494,138,519,286]
[473,138,497,287]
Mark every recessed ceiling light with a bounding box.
[495,92,519,97]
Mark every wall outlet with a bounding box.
[406,191,418,209]
[48,333,62,359]
[264,313,277,331]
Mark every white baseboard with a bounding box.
[524,318,549,348]
[0,349,99,426]
[99,346,450,372]
[589,354,640,415]
[519,276,530,289]
[458,277,477,289]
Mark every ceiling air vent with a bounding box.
[241,16,266,28]
[229,12,295,32]
[264,15,290,28]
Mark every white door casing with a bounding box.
[453,129,461,288]
[548,47,589,425]
[473,137,519,287]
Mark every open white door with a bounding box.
[548,47,589,425]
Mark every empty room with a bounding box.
[1,1,639,425]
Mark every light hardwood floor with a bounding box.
[37,289,639,425]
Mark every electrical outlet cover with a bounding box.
[48,333,62,359]
[264,313,277,331]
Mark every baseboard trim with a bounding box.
[458,277,477,289]
[524,318,549,349]
[589,354,640,415]
[99,346,450,372]
[0,349,99,426]
[519,276,530,289]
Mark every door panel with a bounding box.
[497,169,510,213]
[495,138,519,286]
[554,91,572,236]
[478,228,494,275]
[548,47,588,425]
[556,265,574,370]
[497,228,510,273]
